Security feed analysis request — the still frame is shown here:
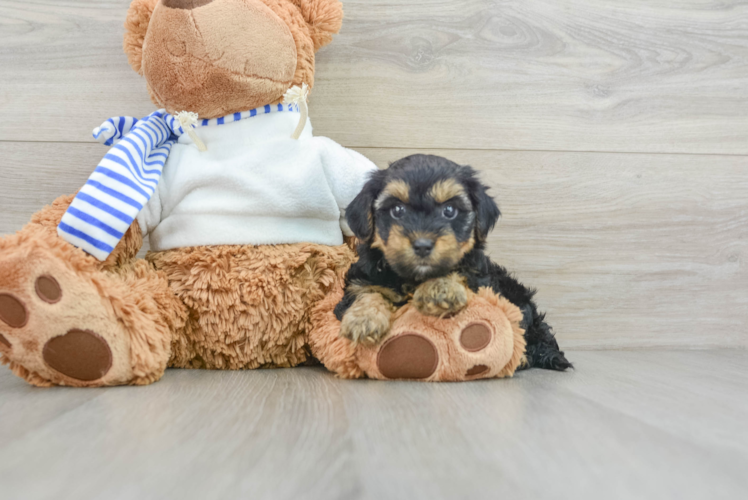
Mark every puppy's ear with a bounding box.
[124,0,159,74]
[474,187,501,241]
[464,170,500,241]
[292,0,344,51]
[346,171,385,241]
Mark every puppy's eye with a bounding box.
[390,204,406,219]
[442,204,458,220]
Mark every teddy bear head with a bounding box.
[123,0,343,119]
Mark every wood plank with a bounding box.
[1,142,746,349]
[0,351,747,500]
[0,0,155,141]
[1,1,747,154]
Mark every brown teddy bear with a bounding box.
[0,0,377,387]
[0,0,526,386]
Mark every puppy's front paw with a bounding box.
[340,309,391,346]
[339,291,394,346]
[413,274,469,317]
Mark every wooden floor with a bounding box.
[0,351,745,500]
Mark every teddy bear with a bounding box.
[0,0,379,387]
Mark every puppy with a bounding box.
[334,154,571,371]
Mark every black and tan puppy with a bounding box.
[334,154,571,371]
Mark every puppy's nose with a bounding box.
[162,0,214,10]
[412,239,435,257]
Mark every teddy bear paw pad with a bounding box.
[466,364,489,377]
[459,322,492,352]
[376,333,438,380]
[42,329,112,382]
[0,293,28,328]
[35,275,62,303]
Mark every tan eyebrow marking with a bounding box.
[430,178,468,204]
[375,180,410,210]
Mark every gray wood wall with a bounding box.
[1,0,746,349]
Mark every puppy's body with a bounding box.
[335,154,571,371]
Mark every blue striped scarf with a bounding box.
[58,104,299,261]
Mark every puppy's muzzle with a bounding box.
[412,238,435,258]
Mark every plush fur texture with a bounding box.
[125,0,342,118]
[148,241,354,370]
[310,284,526,381]
[335,154,572,371]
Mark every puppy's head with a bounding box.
[347,154,500,281]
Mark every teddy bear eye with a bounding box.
[442,204,458,219]
[390,204,406,219]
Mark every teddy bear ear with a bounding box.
[292,0,344,51]
[123,0,159,74]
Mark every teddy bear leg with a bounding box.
[309,284,528,381]
[0,195,182,387]
[355,289,528,382]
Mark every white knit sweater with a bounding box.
[136,111,377,251]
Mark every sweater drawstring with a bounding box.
[283,83,309,140]
[175,111,207,152]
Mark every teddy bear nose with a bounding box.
[162,0,214,10]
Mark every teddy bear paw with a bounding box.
[0,243,134,387]
[337,290,528,382]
